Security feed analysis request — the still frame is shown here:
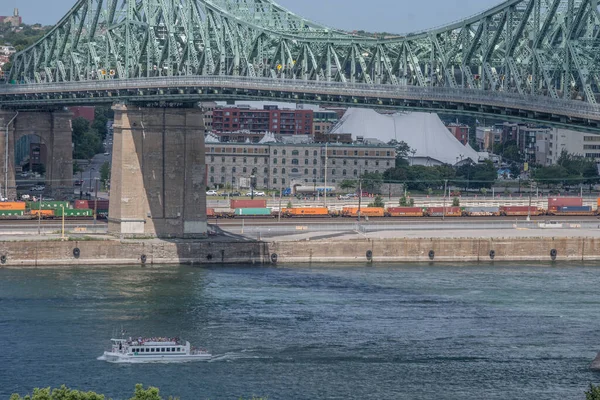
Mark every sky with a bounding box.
[1,0,503,34]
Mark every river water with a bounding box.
[1,263,600,399]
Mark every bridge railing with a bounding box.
[2,76,600,119]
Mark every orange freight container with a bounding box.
[500,206,541,216]
[30,209,55,217]
[281,207,330,216]
[386,207,424,217]
[206,208,216,217]
[426,207,462,217]
[342,207,385,217]
[0,202,26,210]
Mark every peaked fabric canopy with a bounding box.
[331,109,480,166]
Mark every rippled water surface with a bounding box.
[2,263,600,399]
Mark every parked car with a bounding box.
[206,190,219,196]
[73,180,84,186]
[228,191,242,197]
[245,191,266,197]
[339,193,358,200]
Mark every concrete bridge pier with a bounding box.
[0,110,73,200]
[108,104,207,238]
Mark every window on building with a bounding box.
[332,169,336,175]
[354,150,358,156]
[305,159,309,165]
[282,159,286,164]
[264,178,268,185]
[221,157,225,163]
[221,166,225,173]
[313,159,318,165]
[304,169,308,174]
[264,167,268,174]
[292,150,299,156]
[305,150,309,156]
[232,157,236,163]
[354,170,358,176]
[221,176,225,183]
[343,169,347,176]
[232,167,236,173]
[254,157,258,164]
[282,178,286,185]
[283,150,287,155]
[210,156,214,162]
[243,157,247,164]
[282,168,286,174]
[332,160,336,165]
[354,160,358,165]
[273,178,278,184]
[273,159,277,164]
[210,166,214,173]
[243,167,247,173]
[365,160,368,166]
[274,149,278,155]
[292,159,299,165]
[210,176,214,183]
[313,169,317,175]
[273,168,278,174]
[376,161,379,166]
[314,150,318,156]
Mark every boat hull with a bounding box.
[98,351,212,363]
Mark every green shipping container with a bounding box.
[55,208,93,217]
[0,210,24,216]
[234,208,272,216]
[27,201,72,210]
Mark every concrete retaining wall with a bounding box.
[0,236,598,267]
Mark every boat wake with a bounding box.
[208,350,272,363]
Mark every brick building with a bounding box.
[446,123,470,145]
[212,105,313,135]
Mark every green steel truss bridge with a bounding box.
[3,0,600,130]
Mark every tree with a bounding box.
[368,195,385,208]
[339,179,356,191]
[452,197,460,207]
[399,196,414,206]
[100,161,111,188]
[360,172,383,193]
[10,384,179,400]
[388,140,412,167]
[509,163,520,179]
[586,383,600,400]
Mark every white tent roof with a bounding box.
[331,109,480,165]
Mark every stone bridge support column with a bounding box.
[0,110,73,200]
[108,105,207,238]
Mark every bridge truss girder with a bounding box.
[8,0,600,104]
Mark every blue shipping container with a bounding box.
[558,206,592,212]
[234,208,272,216]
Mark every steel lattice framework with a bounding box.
[7,0,600,104]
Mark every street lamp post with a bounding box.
[88,167,95,200]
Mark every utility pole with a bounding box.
[93,178,98,226]
[358,166,362,222]
[527,180,533,221]
[37,194,42,235]
[442,179,448,220]
[324,142,328,208]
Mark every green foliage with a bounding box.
[0,24,51,53]
[586,383,600,400]
[286,201,293,208]
[384,164,457,191]
[388,139,412,167]
[509,163,521,179]
[493,140,523,163]
[452,197,460,207]
[100,161,111,187]
[71,116,104,160]
[360,172,383,193]
[9,385,105,400]
[399,196,414,207]
[339,179,356,190]
[455,160,497,189]
[10,384,179,400]
[73,162,82,175]
[368,195,385,208]
[533,150,599,188]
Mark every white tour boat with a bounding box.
[98,336,212,363]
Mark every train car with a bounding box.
[386,207,424,217]
[341,207,385,217]
[207,208,216,218]
[462,207,500,217]
[27,201,71,210]
[234,208,273,217]
[500,206,542,216]
[0,202,26,211]
[30,209,55,218]
[547,206,596,216]
[231,199,267,209]
[54,208,94,218]
[280,207,330,217]
[425,207,462,217]
[0,210,24,216]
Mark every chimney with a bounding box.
[13,8,18,17]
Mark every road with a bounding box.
[74,132,112,200]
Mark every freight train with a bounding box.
[0,200,109,220]
[208,198,600,219]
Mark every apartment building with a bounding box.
[212,105,313,135]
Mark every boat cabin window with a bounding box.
[171,347,176,352]
[177,347,181,352]
[161,348,165,352]
[166,348,171,352]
